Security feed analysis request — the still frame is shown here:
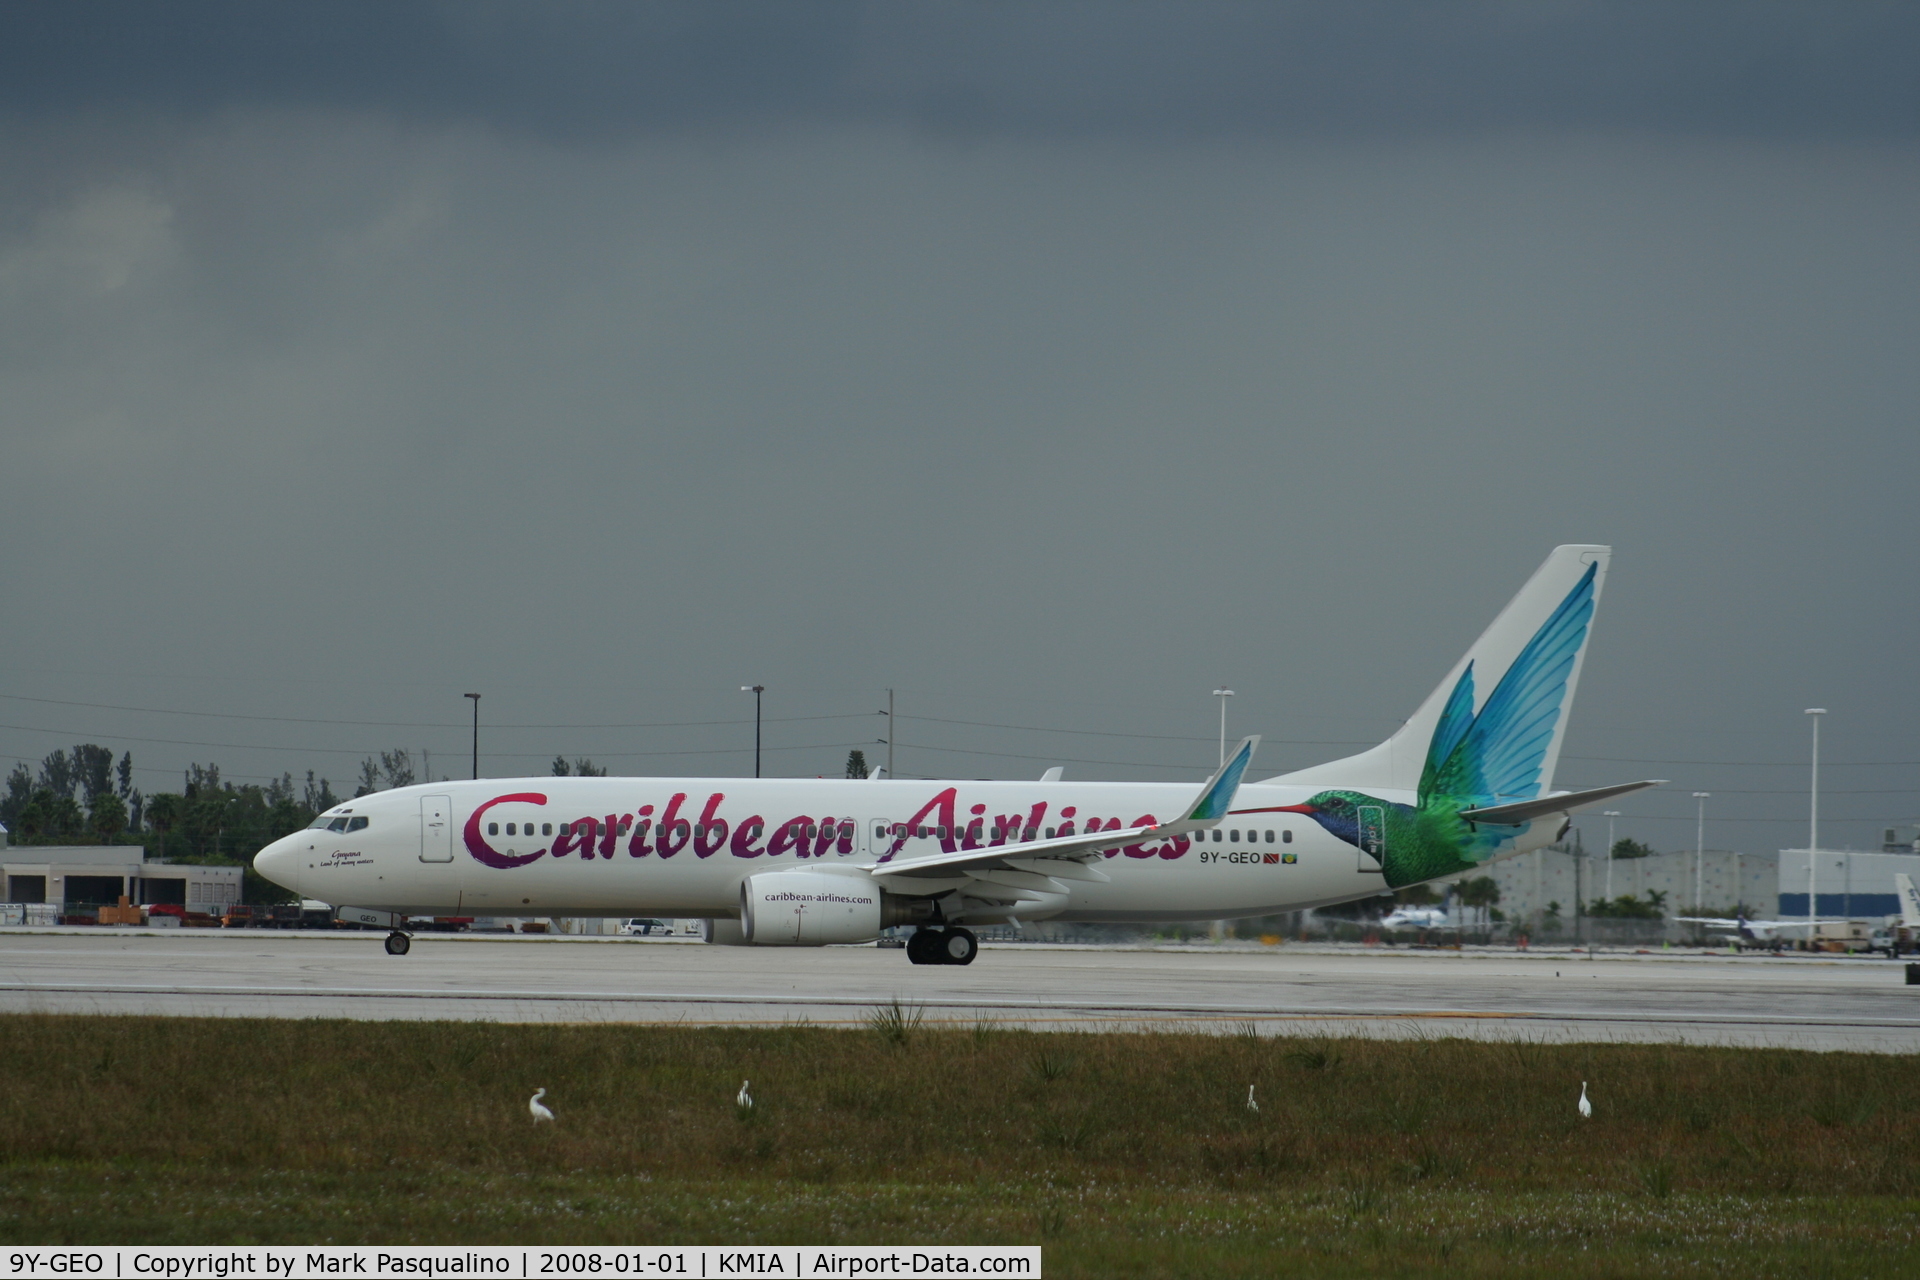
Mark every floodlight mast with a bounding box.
[464,693,480,780]
[1693,793,1710,912]
[1213,689,1235,767]
[1603,811,1621,899]
[1806,709,1826,935]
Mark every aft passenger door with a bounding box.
[420,795,453,862]
[1355,805,1385,873]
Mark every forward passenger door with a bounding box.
[420,795,453,862]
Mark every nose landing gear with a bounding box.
[906,926,977,966]
[384,931,411,956]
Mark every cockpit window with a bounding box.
[327,817,351,833]
[346,817,369,832]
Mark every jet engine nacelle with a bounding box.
[739,871,927,945]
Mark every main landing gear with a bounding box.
[907,926,978,966]
[384,931,411,956]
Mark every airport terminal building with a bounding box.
[1480,837,1920,925]
[0,836,242,919]
[1777,847,1920,918]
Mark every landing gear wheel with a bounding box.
[384,931,411,956]
[906,928,942,965]
[941,927,978,966]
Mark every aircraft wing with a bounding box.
[1457,779,1666,826]
[1678,917,1846,933]
[866,736,1259,881]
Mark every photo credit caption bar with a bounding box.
[4,1250,1040,1279]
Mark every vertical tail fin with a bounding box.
[1267,545,1610,801]
[1895,874,1920,928]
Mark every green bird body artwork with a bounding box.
[1259,562,1599,889]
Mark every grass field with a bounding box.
[3,1011,1919,1275]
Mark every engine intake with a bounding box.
[739,870,931,945]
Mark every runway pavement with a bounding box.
[1,930,1918,1051]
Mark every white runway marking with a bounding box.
[1,931,1917,1050]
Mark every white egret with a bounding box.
[1246,1085,1259,1113]
[737,1080,753,1110]
[529,1088,554,1122]
[1577,1082,1591,1119]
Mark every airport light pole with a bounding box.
[1603,811,1621,899]
[1213,688,1235,766]
[464,693,480,780]
[1209,687,1235,943]
[878,688,894,778]
[1692,793,1710,912]
[740,685,764,778]
[1806,708,1825,935]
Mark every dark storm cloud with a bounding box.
[1,1,1915,138]
[0,1,1915,865]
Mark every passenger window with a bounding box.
[840,822,853,837]
[874,823,886,840]
[505,823,516,836]
[1282,829,1293,843]
[1045,827,1055,838]
[488,823,500,836]
[990,827,1003,841]
[1265,830,1274,842]
[806,824,818,839]
[1230,829,1240,842]
[542,823,553,836]
[1212,830,1223,843]
[347,817,369,832]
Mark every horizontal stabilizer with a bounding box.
[1457,779,1665,826]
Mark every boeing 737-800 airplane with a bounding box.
[253,545,1659,965]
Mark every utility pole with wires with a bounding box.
[740,685,764,778]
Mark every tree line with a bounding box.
[0,745,634,861]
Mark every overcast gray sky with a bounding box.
[1,1,1915,859]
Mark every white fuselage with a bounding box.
[254,774,1555,923]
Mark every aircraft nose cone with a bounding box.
[253,836,301,896]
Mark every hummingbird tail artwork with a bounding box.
[1241,546,1653,887]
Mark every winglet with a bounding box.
[1176,736,1260,828]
